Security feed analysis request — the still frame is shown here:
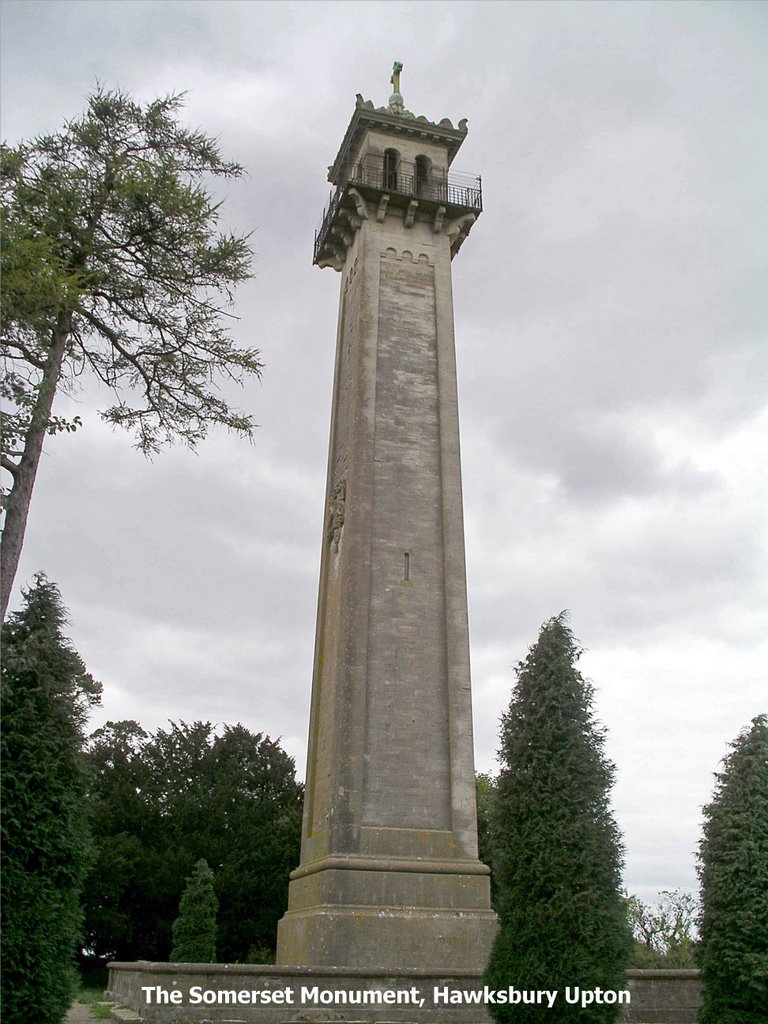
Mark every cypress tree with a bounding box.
[1,575,101,1023]
[484,613,630,1023]
[170,859,218,963]
[696,715,768,1024]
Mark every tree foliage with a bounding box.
[170,860,218,963]
[0,87,260,618]
[696,714,768,1024]
[476,772,499,908]
[484,613,630,1023]
[84,720,302,963]
[1,575,101,1023]
[626,889,698,967]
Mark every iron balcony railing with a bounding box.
[315,187,345,263]
[314,157,482,263]
[347,156,483,209]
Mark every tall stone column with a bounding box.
[276,69,496,973]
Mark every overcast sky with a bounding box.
[2,0,766,906]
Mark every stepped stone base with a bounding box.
[107,964,702,1024]
[276,841,497,974]
[277,908,498,973]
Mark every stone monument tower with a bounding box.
[276,65,496,974]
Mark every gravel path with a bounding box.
[65,1003,96,1022]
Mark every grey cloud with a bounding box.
[3,0,766,905]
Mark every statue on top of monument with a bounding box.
[388,60,404,114]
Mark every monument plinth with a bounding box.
[276,65,497,973]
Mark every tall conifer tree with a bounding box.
[1,575,101,1023]
[697,715,768,1024]
[170,859,218,963]
[484,613,630,1022]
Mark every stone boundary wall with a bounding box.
[108,963,702,1024]
[624,970,702,1023]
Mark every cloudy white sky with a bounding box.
[2,0,766,905]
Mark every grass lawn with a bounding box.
[76,986,113,1018]
[77,964,113,1018]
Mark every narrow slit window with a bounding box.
[403,552,410,581]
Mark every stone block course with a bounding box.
[108,964,702,1024]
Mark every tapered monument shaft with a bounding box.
[276,70,496,972]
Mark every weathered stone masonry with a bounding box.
[274,79,497,972]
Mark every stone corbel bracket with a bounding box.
[444,212,477,257]
[317,254,345,271]
[347,188,369,221]
[330,224,354,250]
[317,189,370,271]
[376,194,390,222]
[338,208,362,232]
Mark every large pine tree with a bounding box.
[1,575,101,1023]
[0,87,260,619]
[696,714,768,1024]
[484,613,630,1023]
